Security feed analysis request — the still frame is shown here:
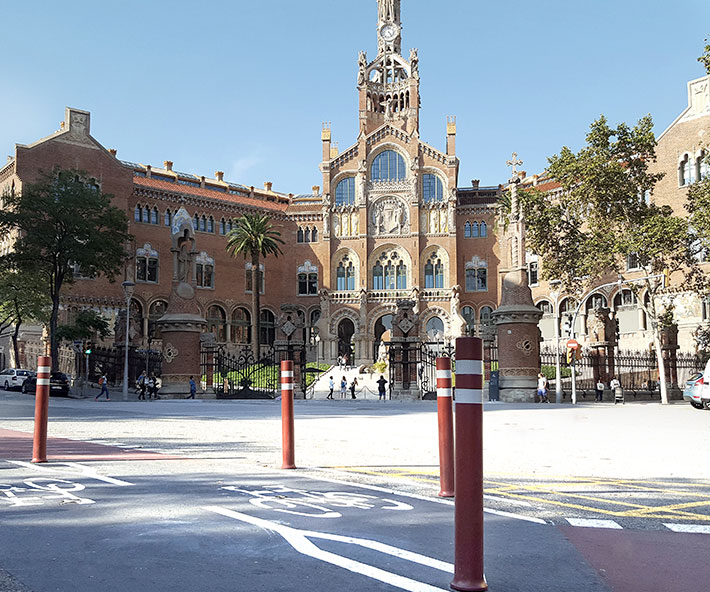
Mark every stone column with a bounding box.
[492,270,543,402]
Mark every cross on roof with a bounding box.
[506,152,523,181]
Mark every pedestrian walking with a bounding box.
[327,376,334,400]
[377,375,387,400]
[610,376,624,404]
[350,377,358,399]
[344,353,350,370]
[137,370,147,400]
[187,376,196,399]
[340,376,347,399]
[595,379,605,402]
[148,373,160,399]
[537,373,550,403]
[95,374,110,401]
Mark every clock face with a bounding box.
[380,24,398,42]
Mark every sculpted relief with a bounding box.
[370,197,409,236]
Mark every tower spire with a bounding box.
[377,0,402,55]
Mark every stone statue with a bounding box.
[385,98,393,120]
[410,155,419,171]
[410,48,419,78]
[440,209,448,233]
[352,212,359,235]
[176,235,192,283]
[357,51,367,86]
[378,341,387,362]
[379,0,398,22]
[334,213,341,237]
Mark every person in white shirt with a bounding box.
[537,373,549,403]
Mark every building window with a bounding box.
[424,257,444,289]
[336,259,355,291]
[207,217,214,233]
[371,150,406,182]
[297,261,318,296]
[207,305,227,342]
[373,262,384,289]
[134,205,141,223]
[536,300,553,314]
[480,306,493,327]
[311,227,318,242]
[304,227,311,243]
[148,300,168,339]
[245,263,265,294]
[680,154,694,186]
[480,221,487,237]
[309,309,321,345]
[471,222,480,238]
[164,209,172,227]
[464,221,471,238]
[703,296,710,322]
[426,316,445,340]
[528,261,539,286]
[196,252,215,289]
[260,309,275,346]
[151,207,158,225]
[231,307,251,344]
[297,228,304,243]
[699,151,710,182]
[194,214,200,229]
[396,261,407,290]
[422,174,444,202]
[142,206,150,223]
[335,177,356,206]
[219,218,226,235]
[136,244,159,283]
[626,253,641,271]
[200,216,207,232]
[465,257,487,292]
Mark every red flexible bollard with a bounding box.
[436,357,454,498]
[451,338,487,592]
[281,360,296,470]
[31,356,51,464]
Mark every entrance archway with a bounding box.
[337,318,355,358]
[374,314,393,361]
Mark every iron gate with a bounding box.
[386,341,455,399]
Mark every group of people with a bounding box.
[337,354,350,371]
[537,373,625,403]
[326,374,389,400]
[137,370,161,400]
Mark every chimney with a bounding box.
[145,164,152,177]
[446,116,456,156]
[312,185,320,196]
[108,148,117,157]
[264,181,273,192]
[215,171,224,182]
[322,122,332,162]
[164,160,173,171]
[471,179,480,189]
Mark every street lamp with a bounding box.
[122,280,135,401]
[549,280,564,404]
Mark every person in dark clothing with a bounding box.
[350,377,358,399]
[377,375,387,401]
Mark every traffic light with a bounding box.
[85,343,92,355]
[614,318,620,341]
[663,268,671,288]
[575,345,583,361]
[566,348,574,365]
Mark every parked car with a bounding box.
[21,372,70,397]
[0,368,33,391]
[683,372,705,409]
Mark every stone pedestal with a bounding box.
[492,270,543,402]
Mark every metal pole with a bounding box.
[122,297,130,401]
[451,337,487,592]
[85,352,89,398]
[554,302,562,404]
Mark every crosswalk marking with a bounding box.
[663,523,710,534]
[566,518,623,529]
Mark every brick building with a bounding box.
[0,0,501,371]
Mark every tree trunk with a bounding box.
[50,294,60,371]
[645,294,669,405]
[12,310,22,371]
[251,251,261,360]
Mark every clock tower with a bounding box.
[357,0,420,136]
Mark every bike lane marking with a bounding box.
[205,506,453,592]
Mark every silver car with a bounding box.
[0,368,33,391]
[683,372,705,409]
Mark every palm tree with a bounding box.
[226,213,284,359]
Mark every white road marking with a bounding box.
[483,494,533,507]
[566,518,623,529]
[663,523,710,534]
[8,461,133,486]
[205,506,452,592]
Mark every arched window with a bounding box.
[528,261,539,286]
[536,300,553,314]
[297,228,304,243]
[200,216,207,232]
[480,306,494,327]
[260,310,276,346]
[396,261,407,290]
[142,206,150,223]
[196,252,215,288]
[194,213,200,229]
[148,300,168,339]
[164,209,172,227]
[136,244,159,283]
[373,262,384,290]
[151,207,158,225]
[219,218,226,235]
[424,257,444,289]
[465,258,487,292]
[699,151,709,182]
[471,222,480,238]
[231,307,251,344]
[309,309,321,345]
[207,305,227,342]
[426,317,445,340]
[134,205,141,223]
[586,294,608,311]
[337,260,355,291]
[464,221,472,238]
[462,306,475,335]
[207,217,214,233]
[422,174,444,202]
[680,154,693,186]
[297,262,318,296]
[383,261,395,290]
[304,227,311,243]
[335,177,356,206]
[311,227,318,242]
[480,221,488,237]
[371,150,406,182]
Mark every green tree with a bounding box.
[519,115,699,404]
[0,265,49,367]
[699,37,710,75]
[0,169,131,370]
[55,309,111,344]
[225,213,284,359]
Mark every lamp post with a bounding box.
[122,281,135,402]
[549,280,563,404]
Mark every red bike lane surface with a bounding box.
[0,428,181,462]
[561,525,708,592]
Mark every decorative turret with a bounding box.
[358,0,419,136]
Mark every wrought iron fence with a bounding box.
[85,347,162,386]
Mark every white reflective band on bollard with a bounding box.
[37,379,50,386]
[38,366,51,373]
[436,370,452,380]
[438,388,453,398]
[282,383,294,391]
[455,360,483,376]
[455,388,483,404]
[282,371,294,378]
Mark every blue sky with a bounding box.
[2,0,709,193]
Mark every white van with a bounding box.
[0,368,33,391]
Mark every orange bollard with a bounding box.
[436,357,454,498]
[281,360,296,469]
[31,356,51,464]
[450,337,487,592]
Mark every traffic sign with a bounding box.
[566,339,580,350]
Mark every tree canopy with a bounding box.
[0,169,131,369]
[699,37,710,75]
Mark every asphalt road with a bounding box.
[1,391,709,591]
